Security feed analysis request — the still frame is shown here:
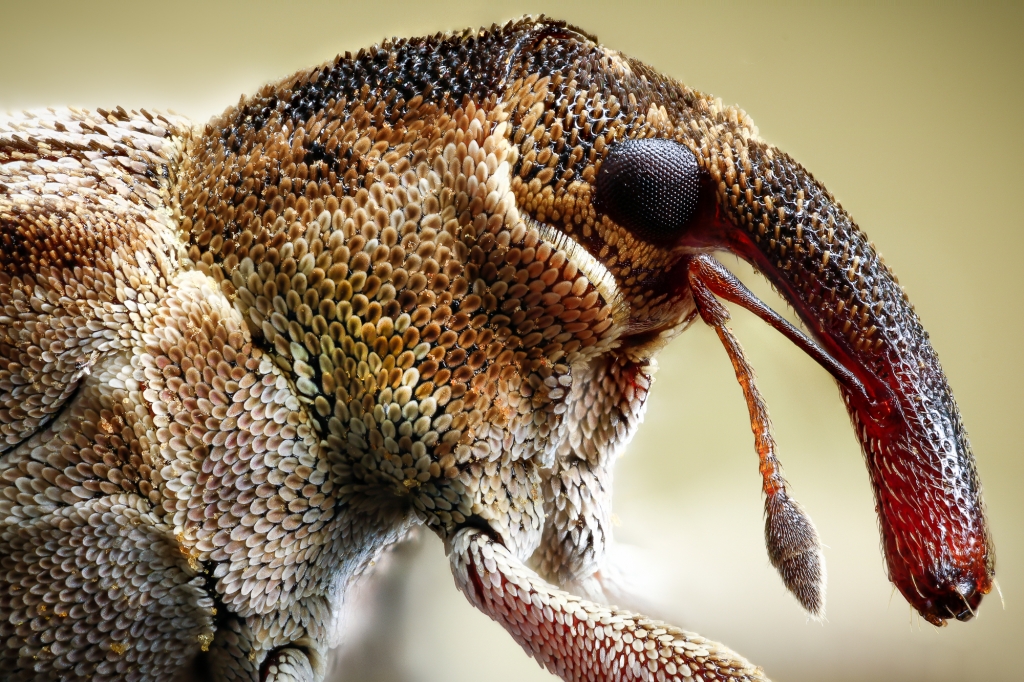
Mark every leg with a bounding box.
[201,608,324,682]
[533,353,652,604]
[262,648,317,682]
[451,528,767,682]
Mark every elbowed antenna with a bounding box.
[687,254,825,617]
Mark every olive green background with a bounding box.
[2,2,1021,681]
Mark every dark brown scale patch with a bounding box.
[217,19,594,165]
[0,208,137,277]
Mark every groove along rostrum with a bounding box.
[0,16,992,682]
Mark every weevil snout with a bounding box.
[720,147,996,625]
[567,91,995,620]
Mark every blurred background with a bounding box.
[3,2,1021,680]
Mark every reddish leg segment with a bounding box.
[450,528,768,682]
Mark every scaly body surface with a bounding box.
[0,17,993,682]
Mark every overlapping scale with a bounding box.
[0,493,215,681]
[0,16,804,682]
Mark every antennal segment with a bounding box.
[687,254,826,618]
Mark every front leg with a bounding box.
[451,528,767,682]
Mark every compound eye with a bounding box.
[594,138,700,244]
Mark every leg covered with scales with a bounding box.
[452,528,766,682]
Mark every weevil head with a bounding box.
[178,17,992,620]
[495,20,994,623]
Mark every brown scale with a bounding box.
[178,78,623,555]
[1,15,992,682]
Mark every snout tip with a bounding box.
[909,572,990,626]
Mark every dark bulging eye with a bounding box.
[594,138,700,244]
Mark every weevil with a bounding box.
[0,17,994,682]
